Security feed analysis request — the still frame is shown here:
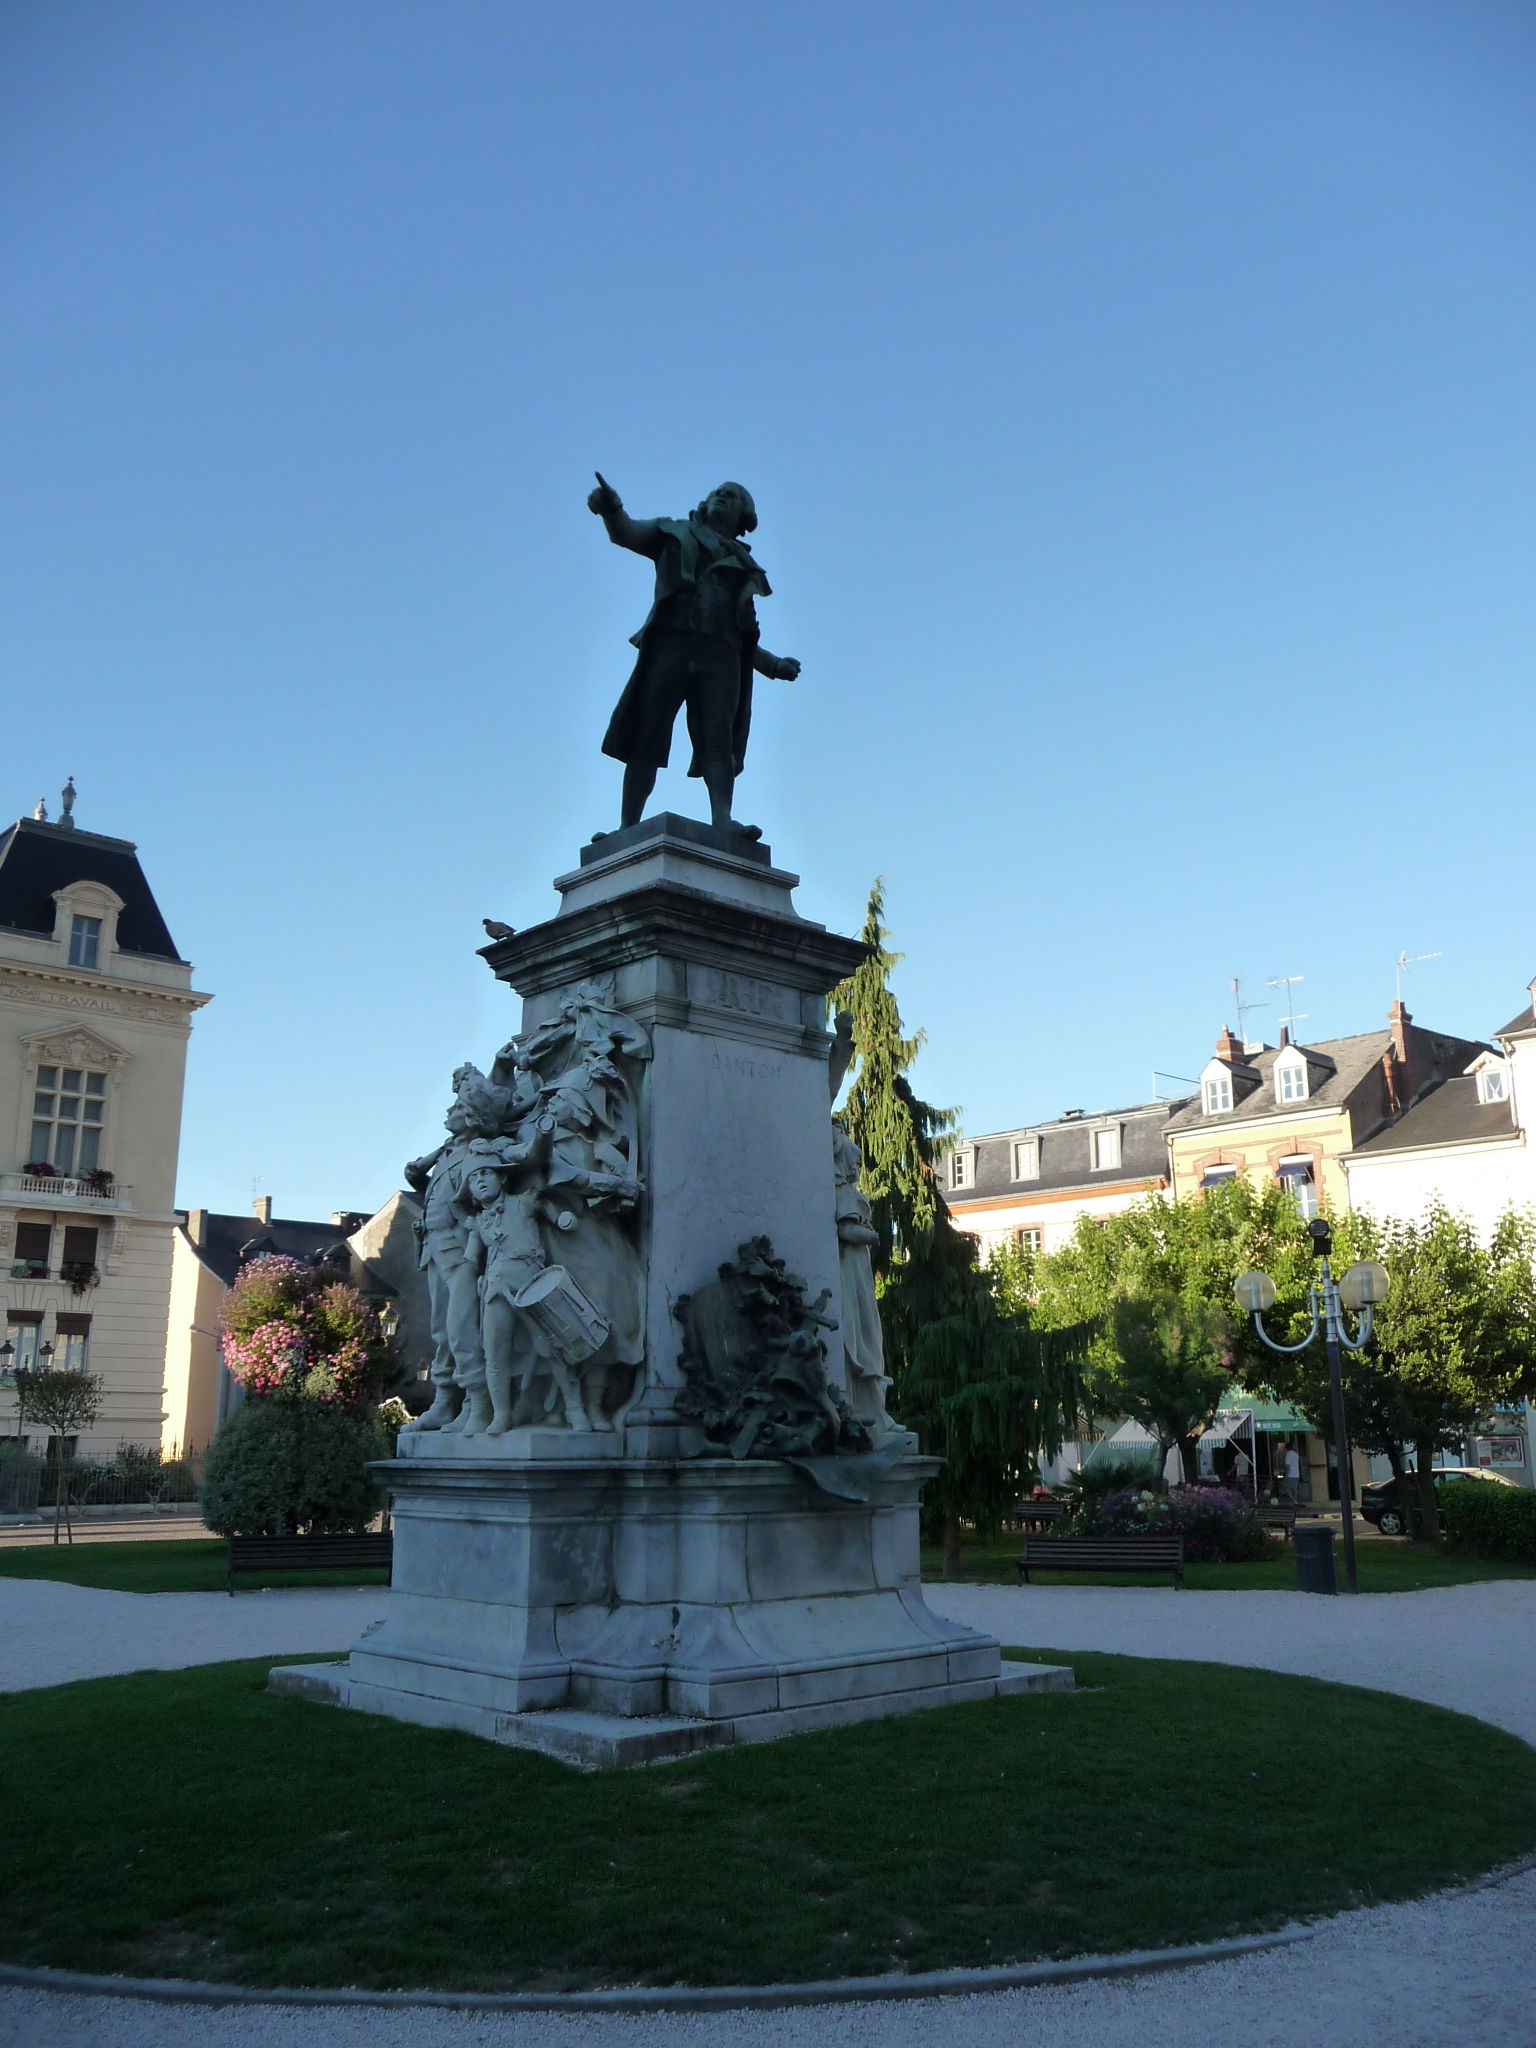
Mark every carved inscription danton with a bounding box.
[710,1049,786,1085]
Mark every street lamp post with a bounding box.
[1236,1219,1390,1596]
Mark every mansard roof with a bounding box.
[952,1099,1185,1203]
[0,817,182,961]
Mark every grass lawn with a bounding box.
[2,1650,1534,1992]
[922,1531,1536,1592]
[2,1532,1529,1596]
[0,1537,387,1594]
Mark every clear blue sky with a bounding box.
[4,1,1534,1217]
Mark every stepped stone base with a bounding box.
[270,1658,1073,1770]
[267,1450,1071,1767]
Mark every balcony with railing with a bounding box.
[0,1172,132,1210]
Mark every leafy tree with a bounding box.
[1265,1205,1536,1542]
[1099,1294,1234,1482]
[830,883,1088,1570]
[18,1368,103,1546]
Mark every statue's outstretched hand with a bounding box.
[771,655,801,681]
[588,470,623,518]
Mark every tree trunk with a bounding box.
[1175,1437,1200,1490]
[1411,1439,1441,1547]
[941,1514,963,1577]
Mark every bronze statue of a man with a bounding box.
[588,475,800,835]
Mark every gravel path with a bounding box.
[4,1575,1535,2046]
[925,1579,1536,1744]
[0,1578,386,1692]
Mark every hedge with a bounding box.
[1439,1478,1536,1564]
[201,1400,389,1536]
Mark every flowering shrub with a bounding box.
[220,1255,392,1406]
[1080,1484,1271,1563]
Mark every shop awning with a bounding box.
[1223,1390,1314,1435]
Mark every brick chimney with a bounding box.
[1384,1001,1414,1115]
[1214,1026,1243,1065]
[186,1208,208,1246]
[252,1194,273,1224]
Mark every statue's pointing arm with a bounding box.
[587,473,665,560]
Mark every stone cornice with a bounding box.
[482,881,869,1002]
[0,960,210,1022]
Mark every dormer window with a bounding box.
[949,1146,974,1191]
[1477,1063,1509,1106]
[1011,1138,1039,1181]
[1274,1049,1309,1105]
[51,880,125,970]
[1203,1072,1233,1115]
[69,915,101,969]
[1092,1126,1121,1171]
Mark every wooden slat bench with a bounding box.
[1018,1535,1185,1587]
[1011,1498,1072,1532]
[227,1531,393,1594]
[1257,1504,1299,1539]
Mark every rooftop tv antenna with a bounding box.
[1267,975,1308,1042]
[1394,950,1442,1003]
[1151,1070,1198,1101]
[1229,976,1267,1049]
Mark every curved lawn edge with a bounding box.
[0,1928,1316,2012]
[9,1653,1536,1998]
[5,1856,1536,2013]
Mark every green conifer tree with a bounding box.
[830,883,1089,1572]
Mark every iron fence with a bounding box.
[0,1440,206,1534]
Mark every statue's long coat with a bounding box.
[600,517,771,776]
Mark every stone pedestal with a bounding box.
[271,821,1072,1765]
[486,814,865,1451]
[271,1442,1069,1766]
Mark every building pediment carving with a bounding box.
[19,1024,132,1071]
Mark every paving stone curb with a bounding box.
[0,1929,1313,2013]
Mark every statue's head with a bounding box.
[454,1137,521,1212]
[448,1064,511,1137]
[696,482,757,537]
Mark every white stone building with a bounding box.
[1343,976,1536,1484]
[0,790,210,1454]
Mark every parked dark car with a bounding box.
[1359,1466,1518,1537]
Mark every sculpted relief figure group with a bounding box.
[404,984,650,1440]
[400,983,895,1454]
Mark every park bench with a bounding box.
[1011,1498,1071,1532]
[1257,1503,1299,1539]
[226,1531,393,1595]
[1018,1534,1185,1587]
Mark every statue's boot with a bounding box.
[409,1389,461,1432]
[456,1387,494,1436]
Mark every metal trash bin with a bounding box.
[1293,1521,1337,1595]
